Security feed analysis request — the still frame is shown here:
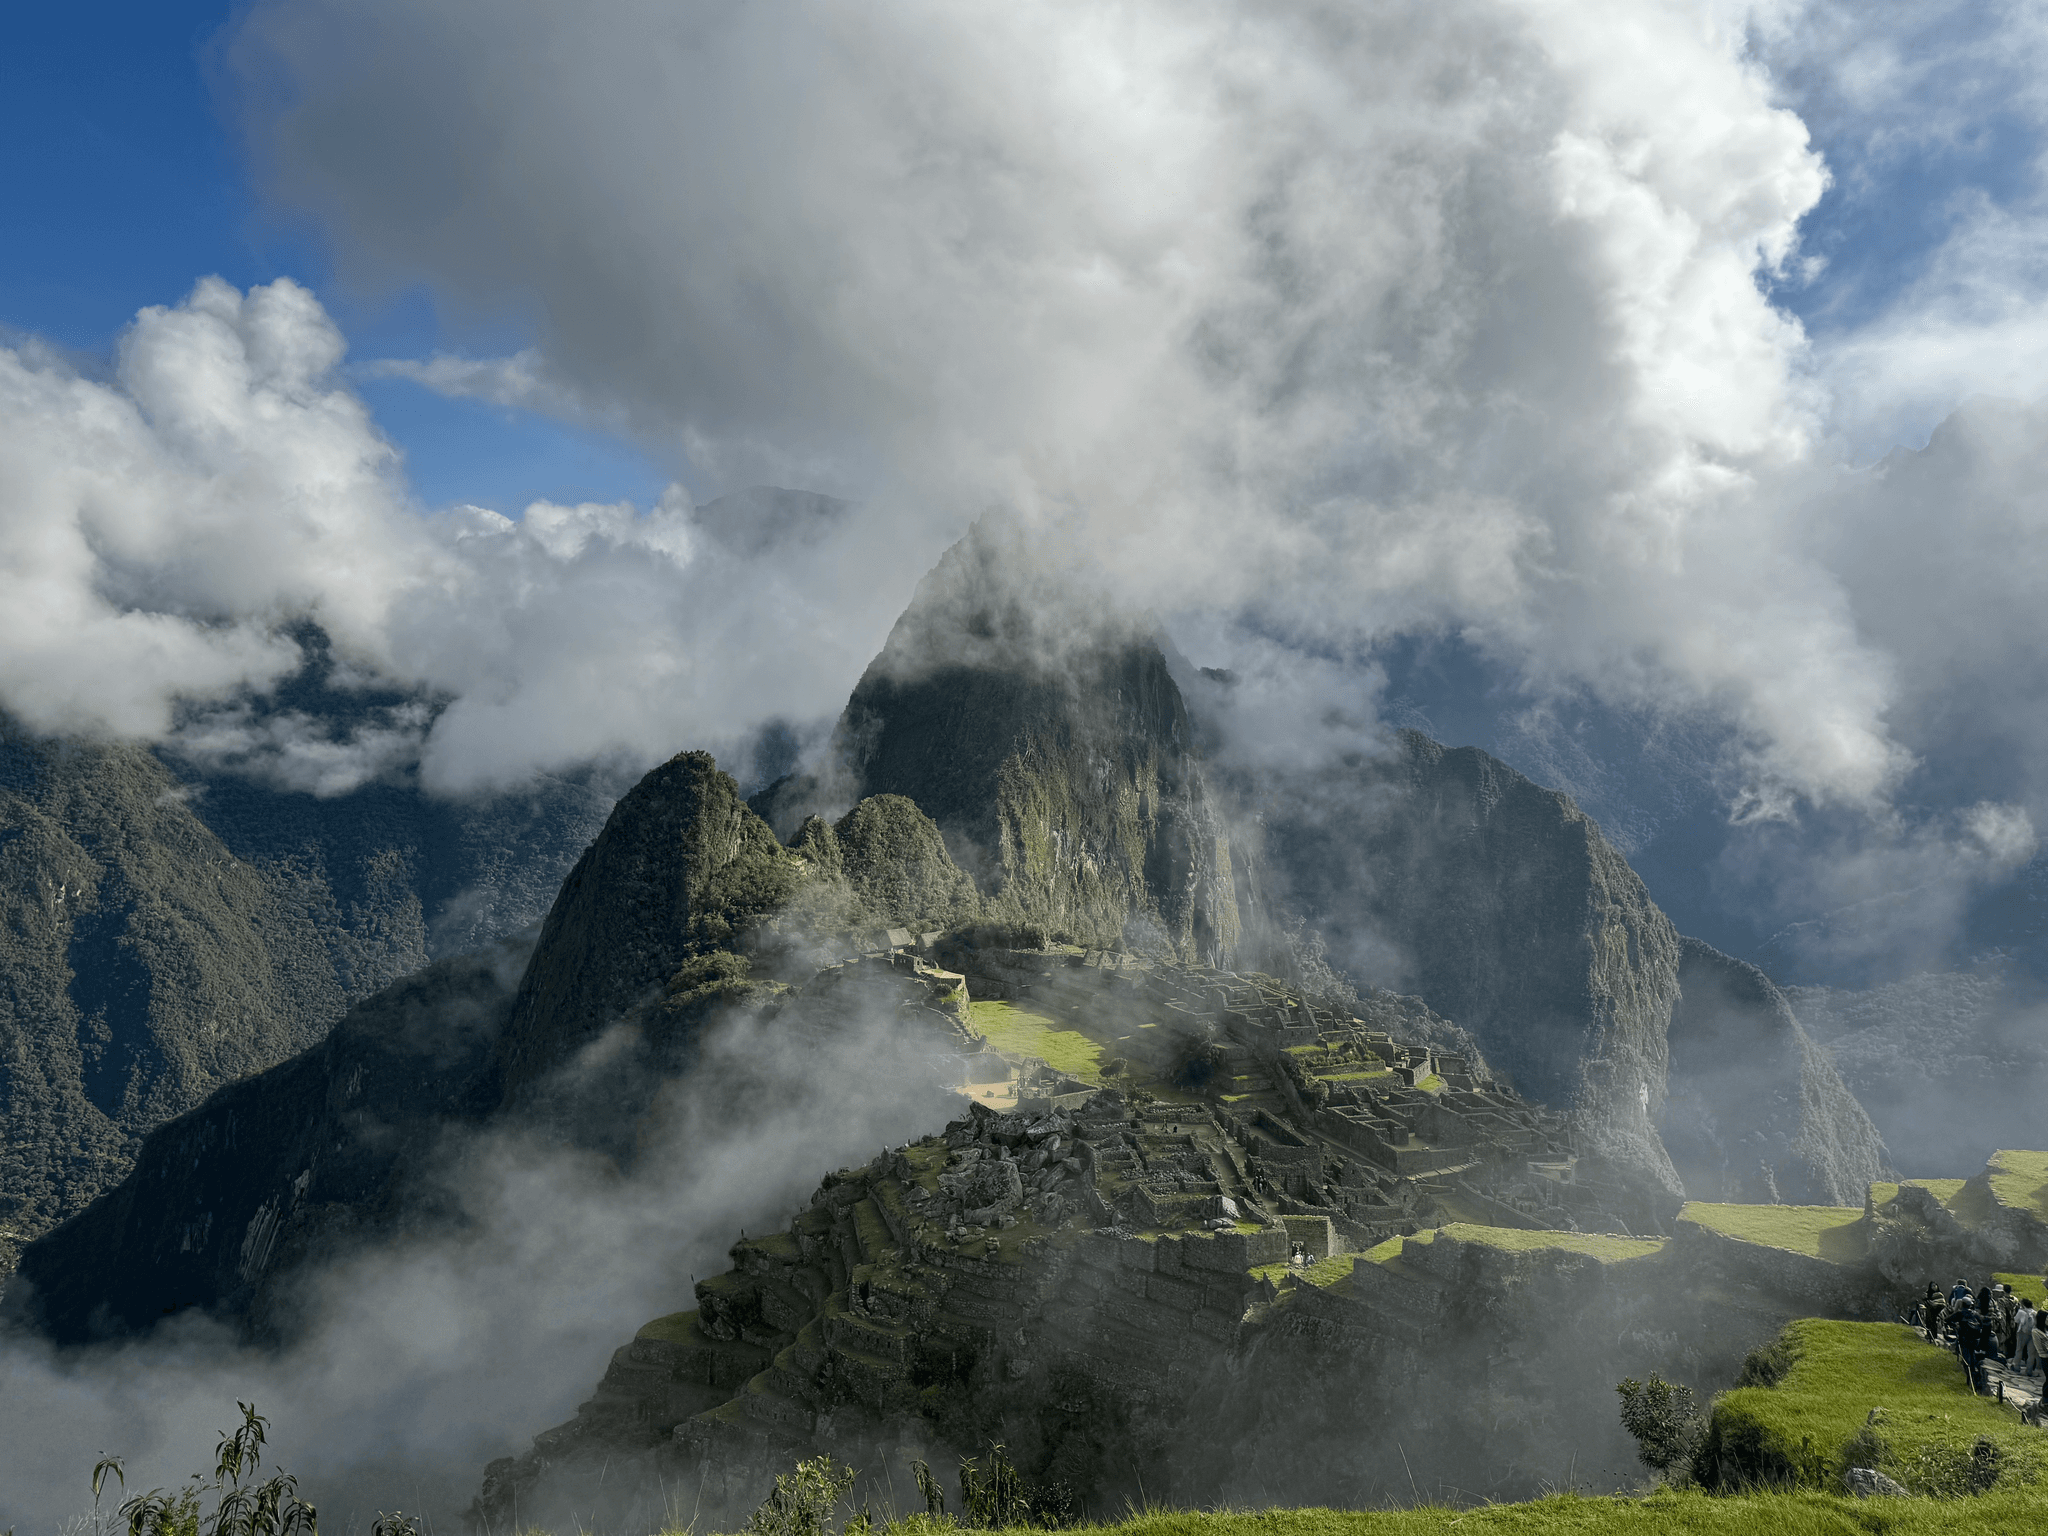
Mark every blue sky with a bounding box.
[0,2,669,513]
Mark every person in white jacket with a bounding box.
[2014,1298,2038,1374]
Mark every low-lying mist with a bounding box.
[0,1001,963,1535]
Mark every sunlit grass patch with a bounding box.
[967,999,1105,1082]
[1700,1319,2048,1497]
[1251,1254,1356,1288]
[1679,1203,1868,1262]
[667,1485,2048,1535]
[1435,1223,1665,1262]
[1982,1149,2048,1221]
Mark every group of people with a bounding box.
[1913,1278,2048,1394]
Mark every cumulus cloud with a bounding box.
[3,0,2046,927]
[218,0,1917,808]
[0,278,922,791]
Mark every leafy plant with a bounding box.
[107,1404,316,1536]
[959,1444,1029,1529]
[746,1456,858,1536]
[1615,1375,1704,1476]
[910,1460,946,1518]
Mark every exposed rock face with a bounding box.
[8,936,527,1343]
[761,519,1239,960]
[7,740,996,1341]
[1661,938,1889,1205]
[1245,731,1684,1195]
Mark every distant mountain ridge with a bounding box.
[9,512,1892,1336]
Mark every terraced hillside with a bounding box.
[470,945,1955,1531]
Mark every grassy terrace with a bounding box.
[1703,1319,2047,1496]
[1251,1254,1357,1288]
[1433,1223,1665,1261]
[1679,1203,1868,1262]
[1982,1148,2048,1221]
[967,999,1106,1083]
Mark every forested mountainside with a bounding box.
[0,709,617,1276]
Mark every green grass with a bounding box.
[1251,1255,1356,1288]
[967,999,1105,1082]
[1362,1229,1436,1264]
[1701,1319,2048,1497]
[1416,1073,1445,1093]
[686,1488,2048,1536]
[1981,1149,2048,1221]
[635,1309,701,1344]
[1679,1203,1868,1262]
[1433,1223,1665,1262]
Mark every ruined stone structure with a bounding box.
[470,940,1881,1529]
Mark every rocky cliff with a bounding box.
[1660,938,1888,1205]
[758,518,1239,961]
[8,753,992,1338]
[1238,730,1684,1195]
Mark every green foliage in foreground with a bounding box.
[1692,1320,2047,1496]
[91,1403,319,1536]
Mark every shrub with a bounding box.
[959,1444,1029,1529]
[98,1403,317,1536]
[746,1456,859,1536]
[1615,1375,1704,1475]
[1736,1338,1792,1388]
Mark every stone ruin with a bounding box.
[469,936,2048,1529]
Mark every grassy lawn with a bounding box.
[1362,1229,1435,1263]
[967,999,1105,1083]
[1679,1203,1868,1262]
[1982,1149,2048,1221]
[1432,1223,1665,1262]
[1701,1319,2048,1497]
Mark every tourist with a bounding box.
[2014,1297,2039,1375]
[1952,1297,1991,1393]
[1949,1277,1973,1312]
[1916,1282,1944,1338]
[2032,1305,2048,1382]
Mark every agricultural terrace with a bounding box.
[1983,1149,2048,1222]
[1679,1203,1869,1262]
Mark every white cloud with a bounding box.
[4,0,2046,855]
[220,0,1933,809]
[0,279,923,791]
